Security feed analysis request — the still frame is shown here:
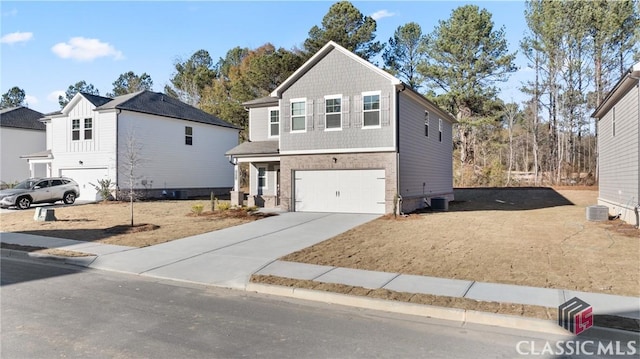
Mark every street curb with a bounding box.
[1,248,64,261]
[246,282,570,335]
[0,248,96,265]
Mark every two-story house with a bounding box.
[23,90,240,201]
[0,106,46,185]
[592,61,640,226]
[226,41,456,215]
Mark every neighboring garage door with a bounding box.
[294,169,385,214]
[60,168,109,201]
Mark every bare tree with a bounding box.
[502,103,519,186]
[119,130,145,227]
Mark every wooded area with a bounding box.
[3,1,638,187]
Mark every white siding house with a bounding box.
[0,106,46,186]
[592,62,640,226]
[227,41,456,214]
[26,91,239,201]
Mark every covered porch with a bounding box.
[21,149,53,178]
[226,141,280,209]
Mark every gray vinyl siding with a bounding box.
[249,107,270,141]
[279,49,395,152]
[598,83,639,209]
[398,92,454,200]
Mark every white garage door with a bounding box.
[294,169,386,214]
[60,168,109,201]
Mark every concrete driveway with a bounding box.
[89,212,379,289]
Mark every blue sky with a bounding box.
[1,1,532,114]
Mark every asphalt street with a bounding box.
[1,257,638,359]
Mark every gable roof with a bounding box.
[271,41,400,98]
[95,90,239,129]
[0,106,45,130]
[592,62,640,119]
[269,41,456,123]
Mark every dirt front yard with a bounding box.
[277,188,639,297]
[0,200,268,247]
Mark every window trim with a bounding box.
[84,118,93,140]
[185,126,193,145]
[71,119,80,141]
[268,107,280,138]
[324,94,342,131]
[362,91,381,129]
[290,98,307,133]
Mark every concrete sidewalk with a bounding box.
[255,260,640,321]
[2,211,639,326]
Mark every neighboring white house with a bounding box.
[0,106,46,186]
[23,91,240,201]
[592,61,640,227]
[226,41,456,215]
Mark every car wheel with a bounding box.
[16,196,31,210]
[63,192,76,204]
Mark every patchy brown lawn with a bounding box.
[273,188,639,297]
[0,200,273,247]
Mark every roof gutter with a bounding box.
[592,63,640,119]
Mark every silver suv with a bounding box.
[0,177,80,210]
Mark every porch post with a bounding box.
[233,161,240,192]
[229,158,244,207]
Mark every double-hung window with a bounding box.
[84,118,93,140]
[424,111,429,137]
[612,107,616,137]
[438,119,443,142]
[291,99,306,132]
[362,92,380,127]
[325,95,342,130]
[268,107,279,137]
[257,167,267,194]
[71,119,80,141]
[185,126,193,145]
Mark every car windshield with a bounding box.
[13,179,38,189]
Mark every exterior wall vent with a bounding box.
[586,205,609,221]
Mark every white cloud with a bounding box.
[51,37,124,61]
[1,31,33,45]
[47,90,66,103]
[371,9,395,21]
[24,95,38,106]
[2,8,18,17]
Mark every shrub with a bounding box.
[216,201,231,211]
[89,178,115,202]
[191,203,204,216]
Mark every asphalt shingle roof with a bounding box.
[0,106,45,130]
[80,92,112,107]
[242,96,278,107]
[225,141,279,156]
[96,91,239,129]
